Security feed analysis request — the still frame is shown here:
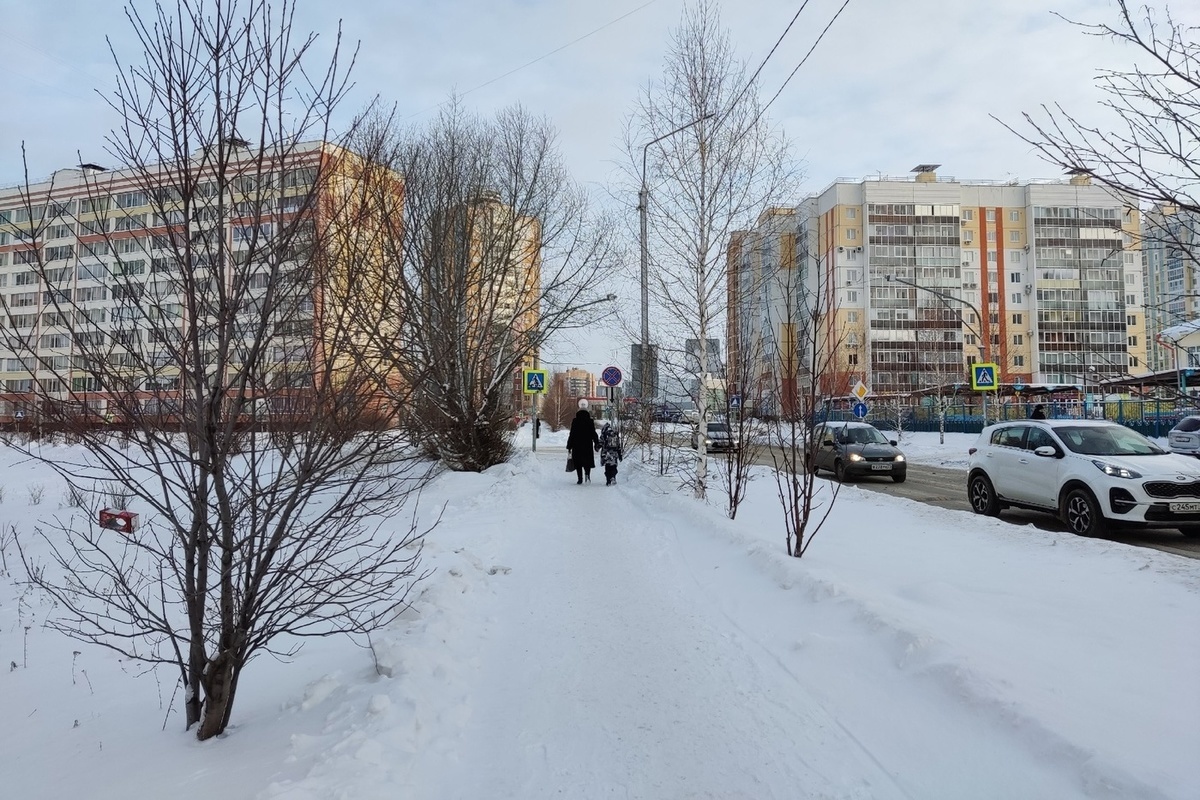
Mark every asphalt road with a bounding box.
[819,461,1200,560]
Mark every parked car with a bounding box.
[1167,415,1200,456]
[806,421,906,483]
[967,418,1200,538]
[691,421,739,452]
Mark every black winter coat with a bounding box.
[566,410,600,469]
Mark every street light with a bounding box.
[885,273,992,421]
[637,113,714,404]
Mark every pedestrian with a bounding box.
[599,421,623,485]
[566,399,600,484]
[1030,404,1046,419]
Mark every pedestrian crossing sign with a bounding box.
[971,363,999,391]
[522,369,548,394]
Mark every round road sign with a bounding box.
[600,365,623,387]
[852,402,869,419]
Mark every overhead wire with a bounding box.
[405,0,662,120]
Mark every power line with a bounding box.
[406,0,661,120]
[715,0,813,131]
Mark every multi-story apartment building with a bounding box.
[729,167,1148,410]
[1141,204,1200,372]
[561,367,594,398]
[0,141,420,427]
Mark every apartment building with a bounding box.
[1141,204,1200,372]
[729,167,1147,409]
[0,141,402,424]
[560,367,595,398]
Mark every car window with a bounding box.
[1174,416,1200,433]
[1056,425,1165,456]
[1025,427,1056,451]
[708,423,730,434]
[993,426,1026,448]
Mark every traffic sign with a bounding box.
[522,369,548,394]
[600,365,623,387]
[852,380,869,401]
[852,401,868,419]
[1013,381,1026,393]
[971,362,1000,391]
[730,395,741,409]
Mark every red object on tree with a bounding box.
[99,508,138,534]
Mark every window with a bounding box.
[1009,210,1020,222]
[1010,250,1022,264]
[47,223,73,239]
[1127,315,1137,326]
[1128,336,1138,346]
[1009,230,1020,242]
[13,271,35,286]
[113,214,146,232]
[847,311,858,323]
[848,354,858,366]
[1126,294,1136,305]
[115,191,147,209]
[1131,356,1139,367]
[1011,293,1022,304]
[1009,272,1022,283]
[1013,334,1024,345]
[846,228,857,241]
[1126,273,1137,285]
[963,231,973,243]
[114,259,146,276]
[987,251,997,262]
[962,209,974,221]
[987,230,996,242]
[846,207,857,219]
[1012,313,1023,325]
[988,293,999,305]
[985,209,996,222]
[1013,355,1025,367]
[9,292,38,307]
[14,250,38,265]
[44,245,74,262]
[0,254,6,268]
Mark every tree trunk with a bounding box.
[197,655,239,740]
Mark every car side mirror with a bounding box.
[822,438,833,447]
[1033,445,1059,458]
[889,440,898,446]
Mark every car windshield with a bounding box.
[1054,425,1165,456]
[836,426,888,445]
[707,423,730,435]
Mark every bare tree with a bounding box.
[763,233,848,558]
[4,0,434,740]
[543,372,576,431]
[347,103,620,471]
[622,0,798,500]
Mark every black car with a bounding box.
[807,421,907,483]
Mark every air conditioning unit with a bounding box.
[837,246,845,252]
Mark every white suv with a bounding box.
[967,419,1200,538]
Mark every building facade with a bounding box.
[1141,204,1200,372]
[729,167,1148,409]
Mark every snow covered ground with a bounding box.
[1,430,1197,799]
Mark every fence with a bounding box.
[817,398,1200,439]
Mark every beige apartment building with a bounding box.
[729,167,1147,414]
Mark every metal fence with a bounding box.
[818,398,1200,439]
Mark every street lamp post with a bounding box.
[885,274,992,422]
[637,113,713,406]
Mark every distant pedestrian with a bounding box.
[566,399,600,484]
[1030,404,1046,419]
[599,421,623,485]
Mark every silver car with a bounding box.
[1167,415,1200,456]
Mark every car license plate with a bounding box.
[870,464,891,471]
[1170,501,1200,513]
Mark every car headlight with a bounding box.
[894,454,905,462]
[705,439,713,446]
[1091,460,1141,479]
[848,453,864,462]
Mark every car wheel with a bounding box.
[968,473,1000,516]
[1062,487,1106,537]
[891,473,906,484]
[1179,525,1200,539]
[834,459,849,483]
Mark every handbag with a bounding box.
[565,456,576,472]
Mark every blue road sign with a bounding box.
[730,395,741,409]
[522,369,548,394]
[600,365,623,387]
[852,402,868,419]
[971,362,999,391]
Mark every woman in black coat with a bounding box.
[566,401,601,484]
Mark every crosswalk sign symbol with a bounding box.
[522,369,548,394]
[971,363,999,391]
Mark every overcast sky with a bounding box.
[0,0,1188,371]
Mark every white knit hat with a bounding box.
[578,399,589,410]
